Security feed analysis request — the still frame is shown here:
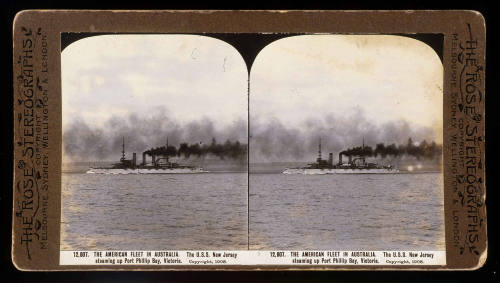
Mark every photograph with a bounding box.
[10,9,488,271]
[60,34,249,250]
[249,35,445,251]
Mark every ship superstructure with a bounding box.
[282,138,399,174]
[86,137,208,174]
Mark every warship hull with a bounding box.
[86,167,209,174]
[282,168,399,174]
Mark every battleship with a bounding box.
[86,137,209,174]
[282,139,399,174]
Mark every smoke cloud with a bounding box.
[63,110,247,162]
[250,109,442,162]
[64,108,441,163]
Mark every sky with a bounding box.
[249,35,443,162]
[250,35,442,135]
[61,34,443,162]
[62,34,248,131]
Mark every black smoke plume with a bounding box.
[341,138,442,160]
[63,110,247,162]
[144,138,247,160]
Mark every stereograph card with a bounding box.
[12,10,486,270]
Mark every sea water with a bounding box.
[61,172,444,251]
[249,173,444,251]
[61,173,248,250]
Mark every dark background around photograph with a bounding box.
[60,32,443,72]
[1,1,497,282]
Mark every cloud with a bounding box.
[250,34,443,144]
[63,108,247,162]
[62,34,248,129]
[250,109,438,162]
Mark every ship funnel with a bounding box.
[132,153,137,167]
[328,153,333,165]
[142,152,146,166]
[152,154,156,166]
[338,153,342,165]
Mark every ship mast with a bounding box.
[318,137,322,160]
[121,136,125,161]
